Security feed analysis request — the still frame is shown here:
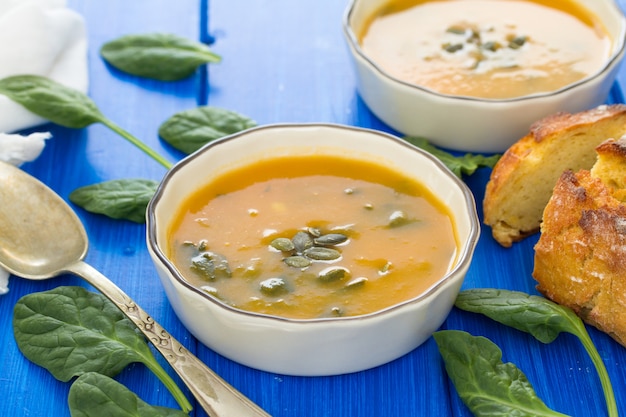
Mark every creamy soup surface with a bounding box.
[359,0,612,99]
[167,154,459,319]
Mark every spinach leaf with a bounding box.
[455,289,583,343]
[0,75,172,169]
[101,33,222,81]
[433,330,568,417]
[69,179,159,223]
[456,289,617,417]
[0,74,105,128]
[13,286,192,413]
[403,136,500,178]
[159,106,257,154]
[13,286,152,381]
[69,372,189,417]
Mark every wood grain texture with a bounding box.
[1,0,626,416]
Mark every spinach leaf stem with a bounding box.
[574,320,618,417]
[455,289,619,417]
[100,118,173,169]
[142,352,194,413]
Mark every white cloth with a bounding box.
[0,269,7,295]
[0,0,85,294]
[0,131,50,165]
[0,0,88,133]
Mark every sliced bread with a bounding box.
[483,104,626,247]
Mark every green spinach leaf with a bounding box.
[0,75,172,168]
[456,289,617,417]
[69,179,159,223]
[0,75,105,128]
[433,330,568,417]
[455,289,584,343]
[13,286,191,413]
[403,136,500,178]
[13,286,152,381]
[159,106,257,154]
[69,372,189,417]
[101,33,222,81]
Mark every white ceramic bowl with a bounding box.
[343,0,626,153]
[147,124,480,376]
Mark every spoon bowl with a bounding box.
[0,163,87,279]
[0,161,270,417]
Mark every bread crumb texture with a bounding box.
[533,136,626,347]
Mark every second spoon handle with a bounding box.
[68,260,271,417]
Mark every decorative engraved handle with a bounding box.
[69,260,271,417]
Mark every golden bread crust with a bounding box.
[592,137,626,201]
[483,104,626,247]
[533,146,626,347]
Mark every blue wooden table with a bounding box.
[2,1,626,416]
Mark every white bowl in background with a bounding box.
[343,0,626,153]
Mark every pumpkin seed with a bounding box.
[467,29,480,43]
[259,277,289,296]
[482,41,501,52]
[446,25,467,35]
[443,42,463,53]
[292,231,314,253]
[330,307,343,317]
[388,210,415,228]
[197,239,209,251]
[380,261,393,275]
[345,277,368,289]
[304,246,341,261]
[318,266,350,282]
[284,255,311,268]
[314,233,348,246]
[270,237,295,252]
[363,203,374,210]
[508,35,527,49]
[306,227,322,238]
[190,251,231,281]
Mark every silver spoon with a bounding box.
[0,161,271,417]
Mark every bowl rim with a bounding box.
[147,122,481,324]
[342,0,626,103]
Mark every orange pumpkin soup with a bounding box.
[167,154,458,319]
[359,0,612,99]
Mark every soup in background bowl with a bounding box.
[359,0,613,99]
[147,123,480,375]
[343,0,626,153]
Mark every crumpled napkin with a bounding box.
[0,0,88,133]
[0,0,87,294]
[0,269,8,295]
[0,131,50,165]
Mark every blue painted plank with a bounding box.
[203,1,626,417]
[2,1,626,417]
[0,1,201,416]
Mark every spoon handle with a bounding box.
[68,260,271,417]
